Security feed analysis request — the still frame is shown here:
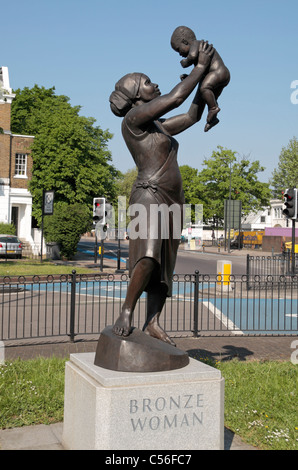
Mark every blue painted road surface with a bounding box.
[19,280,298,335]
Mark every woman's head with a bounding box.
[109,73,160,117]
[109,73,143,117]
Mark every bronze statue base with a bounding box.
[94,326,189,372]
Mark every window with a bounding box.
[274,207,282,218]
[14,154,27,177]
[260,216,266,223]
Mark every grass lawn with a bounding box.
[0,357,65,428]
[0,357,297,450]
[0,260,95,276]
[217,360,298,450]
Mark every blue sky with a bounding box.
[2,0,298,184]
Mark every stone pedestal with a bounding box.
[62,353,224,450]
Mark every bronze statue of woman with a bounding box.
[109,41,213,346]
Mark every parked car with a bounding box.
[0,234,22,258]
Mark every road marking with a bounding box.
[203,301,243,335]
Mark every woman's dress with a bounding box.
[122,118,184,296]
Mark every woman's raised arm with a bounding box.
[161,85,206,136]
[126,42,214,131]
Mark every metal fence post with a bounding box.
[246,254,250,290]
[69,269,76,342]
[192,270,200,337]
[246,254,250,277]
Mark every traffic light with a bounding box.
[282,188,298,219]
[93,197,106,225]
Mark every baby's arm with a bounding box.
[180,40,201,68]
[188,40,201,62]
[181,57,193,68]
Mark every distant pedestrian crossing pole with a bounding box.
[217,260,232,291]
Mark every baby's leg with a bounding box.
[200,67,230,110]
[201,71,229,131]
[200,73,222,121]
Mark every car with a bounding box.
[0,234,22,258]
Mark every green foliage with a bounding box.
[270,136,298,195]
[43,203,91,259]
[11,85,61,135]
[196,146,271,223]
[0,223,16,235]
[11,85,120,226]
[179,165,204,205]
[179,147,271,224]
[116,167,137,201]
[114,167,138,227]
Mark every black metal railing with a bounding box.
[1,271,297,342]
[247,252,298,278]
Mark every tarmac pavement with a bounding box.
[0,242,295,451]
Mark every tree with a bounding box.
[114,167,138,228]
[43,202,91,259]
[116,167,138,202]
[270,137,298,195]
[179,165,204,205]
[197,146,271,223]
[11,85,58,135]
[179,165,205,224]
[11,85,120,225]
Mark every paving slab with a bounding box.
[0,422,257,450]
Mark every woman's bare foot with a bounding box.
[144,317,176,347]
[112,309,132,337]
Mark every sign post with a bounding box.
[40,190,55,262]
[224,200,242,252]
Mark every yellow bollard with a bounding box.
[217,260,232,291]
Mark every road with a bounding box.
[1,239,295,341]
[175,248,246,275]
[78,238,247,275]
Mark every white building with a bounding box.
[0,66,37,253]
[241,199,287,230]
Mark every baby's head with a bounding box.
[171,26,196,57]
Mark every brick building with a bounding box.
[0,66,35,250]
